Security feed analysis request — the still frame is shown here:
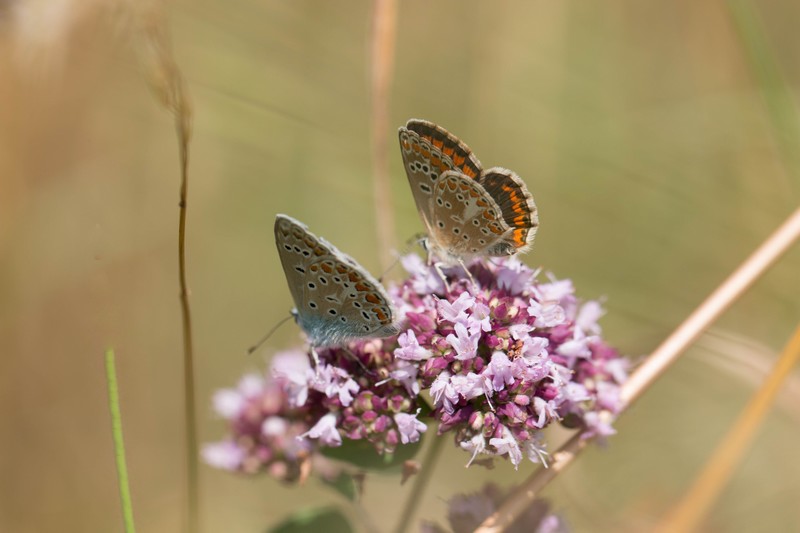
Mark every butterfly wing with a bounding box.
[478,167,539,254]
[398,119,483,234]
[427,171,511,261]
[275,214,398,347]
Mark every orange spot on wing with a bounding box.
[321,263,333,273]
[365,293,381,304]
[513,228,527,246]
[355,282,370,291]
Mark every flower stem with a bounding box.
[370,0,398,271]
[105,349,137,533]
[392,433,446,533]
[475,206,800,533]
[657,323,800,532]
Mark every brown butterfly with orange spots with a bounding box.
[398,119,539,265]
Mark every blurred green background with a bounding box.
[1,0,799,531]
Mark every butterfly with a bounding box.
[398,119,538,266]
[274,214,400,349]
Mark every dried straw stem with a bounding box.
[475,206,800,533]
[132,5,198,532]
[657,323,800,532]
[370,0,398,270]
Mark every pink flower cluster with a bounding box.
[204,255,628,477]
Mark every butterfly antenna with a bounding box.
[377,232,428,282]
[247,314,294,355]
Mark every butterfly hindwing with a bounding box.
[478,167,539,254]
[428,171,509,259]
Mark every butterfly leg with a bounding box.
[433,261,450,290]
[309,346,322,378]
[341,346,375,377]
[457,259,477,289]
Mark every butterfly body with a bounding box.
[274,214,400,348]
[399,119,538,265]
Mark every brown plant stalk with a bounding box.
[132,5,198,532]
[370,0,398,271]
[657,323,800,532]
[474,206,800,533]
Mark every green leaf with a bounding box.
[321,472,359,502]
[268,507,353,533]
[321,435,424,472]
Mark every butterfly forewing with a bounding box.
[399,119,483,232]
[405,119,482,179]
[274,214,398,347]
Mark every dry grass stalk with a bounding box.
[369,0,398,271]
[474,206,800,533]
[127,2,198,532]
[656,323,800,532]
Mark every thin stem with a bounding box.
[370,0,398,271]
[130,5,197,530]
[105,349,137,533]
[176,94,198,533]
[475,206,800,533]
[657,323,800,532]
[392,433,446,533]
